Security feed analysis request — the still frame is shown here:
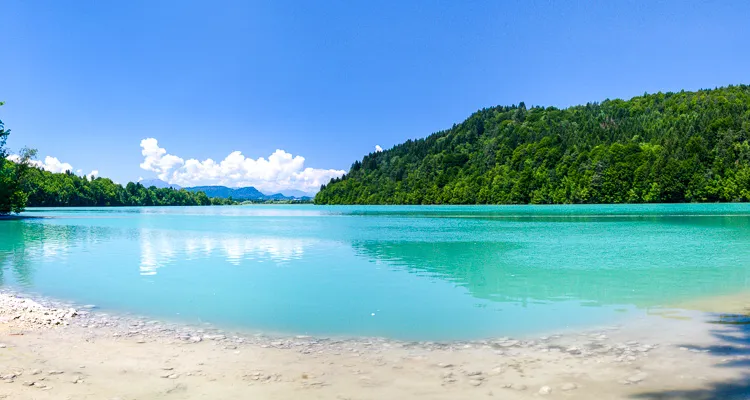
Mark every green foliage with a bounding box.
[316,85,750,204]
[210,196,237,205]
[21,168,221,207]
[0,148,38,214]
[0,163,28,214]
[0,105,35,214]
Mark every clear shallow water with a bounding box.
[1,204,750,340]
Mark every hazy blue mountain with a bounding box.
[231,186,268,199]
[184,186,235,198]
[276,189,314,198]
[181,185,308,201]
[265,193,289,200]
[172,184,312,201]
[184,186,263,200]
[139,179,181,190]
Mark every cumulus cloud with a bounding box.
[41,156,76,173]
[139,138,345,193]
[375,145,383,152]
[7,154,99,179]
[7,154,74,173]
[140,138,185,176]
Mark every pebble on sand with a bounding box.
[539,385,552,395]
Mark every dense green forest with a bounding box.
[316,85,750,204]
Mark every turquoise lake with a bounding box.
[1,204,750,340]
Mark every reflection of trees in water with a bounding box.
[0,221,113,286]
[0,220,314,281]
[351,233,750,308]
[0,222,35,286]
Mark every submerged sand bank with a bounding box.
[0,291,749,399]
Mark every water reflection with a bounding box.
[184,236,307,265]
[350,213,750,309]
[0,221,107,286]
[0,221,313,281]
[139,230,310,275]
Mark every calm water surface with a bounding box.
[1,204,750,340]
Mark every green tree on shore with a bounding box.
[0,102,38,214]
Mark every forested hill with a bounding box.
[316,85,750,205]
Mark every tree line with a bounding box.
[2,162,240,213]
[22,167,217,207]
[316,85,750,204]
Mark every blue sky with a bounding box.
[1,0,749,192]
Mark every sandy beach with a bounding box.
[0,292,748,400]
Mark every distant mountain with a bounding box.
[139,178,181,190]
[183,185,312,201]
[184,186,265,200]
[132,183,311,202]
[265,193,289,200]
[276,189,314,198]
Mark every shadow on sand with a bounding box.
[631,311,750,400]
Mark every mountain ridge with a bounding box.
[139,178,181,190]
[139,179,313,200]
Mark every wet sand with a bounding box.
[1,292,749,399]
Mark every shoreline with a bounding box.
[1,291,749,399]
[0,288,638,350]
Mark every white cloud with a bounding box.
[139,138,185,175]
[7,154,100,179]
[7,154,75,173]
[139,138,345,193]
[40,156,75,173]
[375,145,383,152]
